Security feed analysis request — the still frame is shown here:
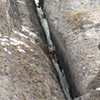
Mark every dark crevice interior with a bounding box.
[50,31,80,98]
[33,0,80,99]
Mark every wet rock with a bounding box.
[44,0,100,99]
[0,0,66,99]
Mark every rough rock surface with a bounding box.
[44,0,100,99]
[74,90,100,100]
[0,0,66,99]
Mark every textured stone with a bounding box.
[74,90,100,100]
[44,0,100,99]
[0,0,65,99]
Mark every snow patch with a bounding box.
[0,38,9,46]
[4,48,8,52]
[34,0,39,6]
[4,36,8,38]
[10,38,29,47]
[37,8,53,46]
[1,42,9,46]
[17,48,26,53]
[21,26,37,44]
[96,87,100,91]
[0,33,2,37]
[30,39,35,44]
[31,49,33,51]
[13,30,28,39]
[0,38,8,42]
[10,38,25,44]
[37,8,44,16]
[17,46,26,53]
[3,48,12,54]
[8,51,12,54]
[22,26,37,38]
[17,0,25,5]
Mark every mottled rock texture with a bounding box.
[74,90,100,100]
[0,0,66,99]
[44,0,100,99]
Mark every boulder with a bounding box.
[0,0,65,99]
[44,0,100,98]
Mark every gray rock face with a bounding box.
[44,0,100,99]
[74,90,100,100]
[0,0,66,99]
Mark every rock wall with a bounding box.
[44,0,100,99]
[74,90,100,100]
[0,0,66,99]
